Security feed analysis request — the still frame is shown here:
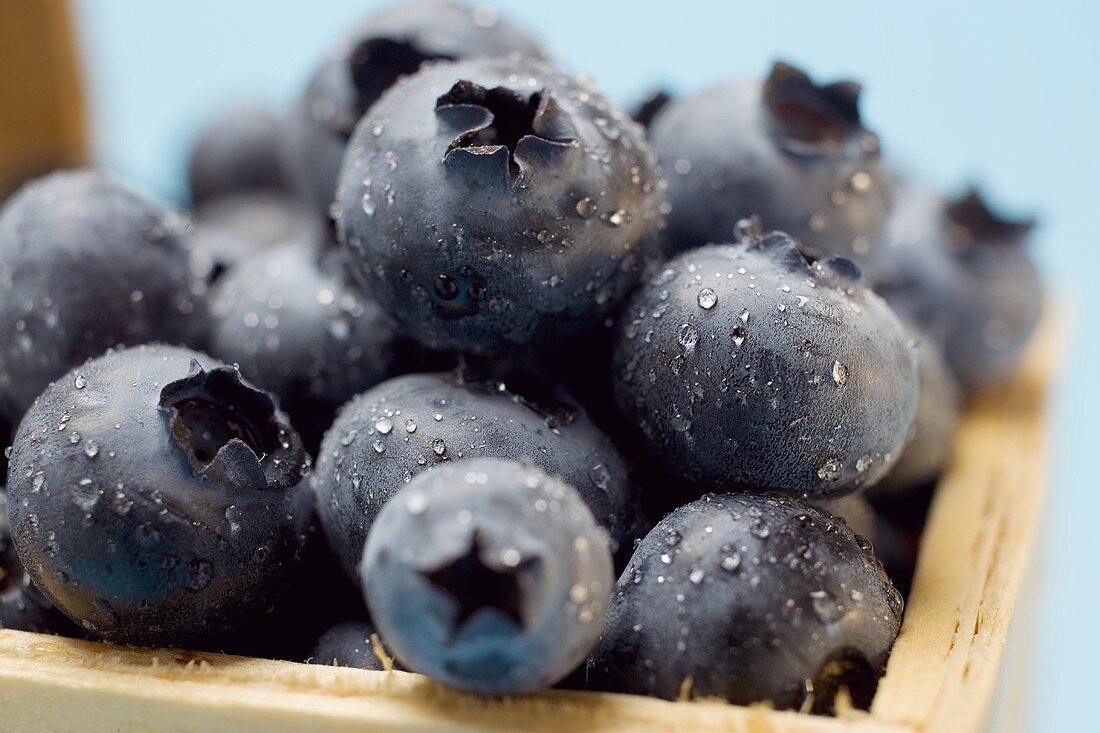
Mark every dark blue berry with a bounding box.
[309,620,397,670]
[361,458,612,694]
[650,61,888,268]
[588,493,903,712]
[208,243,399,453]
[612,229,918,499]
[282,0,547,217]
[187,106,287,207]
[871,182,1042,392]
[1,490,74,633]
[312,371,638,581]
[335,56,667,354]
[0,170,208,423]
[872,330,961,494]
[4,344,310,645]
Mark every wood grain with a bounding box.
[0,0,87,198]
[0,314,1060,733]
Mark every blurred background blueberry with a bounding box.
[68,1,1098,730]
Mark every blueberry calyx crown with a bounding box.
[946,187,1036,249]
[159,359,304,489]
[763,61,877,156]
[741,225,863,287]
[436,80,577,184]
[343,37,455,137]
[425,530,534,634]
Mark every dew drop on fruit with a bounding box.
[697,288,717,309]
[575,197,598,219]
[73,374,87,389]
[432,438,447,456]
[832,360,849,385]
[375,417,393,435]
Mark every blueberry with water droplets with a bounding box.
[361,458,613,694]
[282,0,547,217]
[1,490,74,633]
[336,56,667,354]
[309,619,398,670]
[588,493,903,712]
[612,228,918,499]
[208,243,399,453]
[0,170,208,423]
[650,61,889,268]
[872,330,961,495]
[871,182,1042,392]
[312,371,637,581]
[187,105,287,207]
[4,344,310,645]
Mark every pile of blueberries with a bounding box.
[0,0,1042,715]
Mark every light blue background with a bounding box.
[71,1,1098,729]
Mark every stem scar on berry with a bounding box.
[159,359,301,487]
[425,531,535,633]
[436,80,577,183]
[763,61,874,155]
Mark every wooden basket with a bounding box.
[0,314,1060,733]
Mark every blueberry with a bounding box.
[588,493,903,711]
[0,170,208,422]
[282,0,547,217]
[612,228,918,499]
[871,182,1042,392]
[872,331,961,494]
[4,344,310,645]
[630,88,674,129]
[187,106,287,207]
[208,243,399,453]
[186,192,321,283]
[650,61,889,268]
[310,620,397,670]
[312,371,637,581]
[335,56,667,355]
[361,457,613,694]
[1,490,74,633]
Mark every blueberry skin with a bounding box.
[312,372,636,581]
[187,192,322,283]
[650,62,889,268]
[5,344,310,645]
[613,232,918,499]
[1,490,74,633]
[208,243,399,453]
[336,56,667,355]
[588,493,903,711]
[310,620,396,670]
[282,0,547,218]
[361,458,613,695]
[0,170,208,422]
[188,106,287,207]
[871,183,1042,392]
[872,331,961,495]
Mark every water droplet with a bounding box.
[73,374,87,389]
[432,438,447,456]
[832,360,849,386]
[731,326,747,346]
[688,567,706,585]
[588,463,610,490]
[375,417,393,434]
[575,197,598,219]
[856,454,874,472]
[817,459,842,481]
[809,590,845,624]
[83,441,99,459]
[677,322,699,349]
[721,551,742,572]
[607,209,628,227]
[697,288,717,309]
[404,419,417,434]
[372,439,385,454]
